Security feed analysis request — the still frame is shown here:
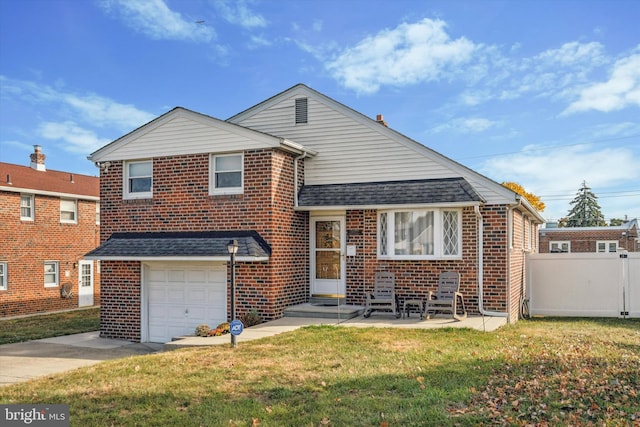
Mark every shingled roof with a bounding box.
[85,231,271,261]
[0,162,99,199]
[297,177,485,209]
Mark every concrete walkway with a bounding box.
[0,315,506,386]
[165,314,507,348]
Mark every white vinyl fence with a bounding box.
[527,252,639,318]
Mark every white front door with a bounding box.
[311,216,346,297]
[78,261,94,307]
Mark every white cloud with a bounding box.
[326,18,477,94]
[38,121,111,154]
[431,117,498,134]
[480,145,640,220]
[213,0,266,29]
[98,0,215,42]
[63,94,155,131]
[563,53,640,114]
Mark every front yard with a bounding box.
[1,317,638,426]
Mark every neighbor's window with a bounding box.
[44,261,59,287]
[20,194,34,221]
[60,199,77,223]
[124,160,152,199]
[596,241,618,253]
[210,153,243,195]
[0,262,7,290]
[378,209,461,259]
[96,202,100,225]
[550,241,570,253]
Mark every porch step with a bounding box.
[309,296,345,306]
[283,303,364,320]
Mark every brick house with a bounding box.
[0,146,101,317]
[86,84,543,343]
[539,219,639,253]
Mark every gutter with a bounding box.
[474,205,508,318]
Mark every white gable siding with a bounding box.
[95,113,279,162]
[234,92,512,205]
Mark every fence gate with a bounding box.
[527,252,639,318]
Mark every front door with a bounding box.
[311,216,346,297]
[78,260,94,307]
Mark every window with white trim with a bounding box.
[96,202,100,225]
[378,209,462,259]
[549,241,570,253]
[20,194,34,220]
[596,241,618,253]
[0,262,7,290]
[60,199,77,223]
[210,153,243,195]
[124,160,152,199]
[44,261,59,287]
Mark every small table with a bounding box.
[403,299,425,319]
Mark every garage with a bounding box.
[144,262,227,343]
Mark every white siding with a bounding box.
[233,90,513,205]
[94,110,280,162]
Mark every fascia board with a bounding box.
[295,201,481,211]
[84,255,269,262]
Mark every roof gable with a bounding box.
[228,84,523,208]
[89,107,309,163]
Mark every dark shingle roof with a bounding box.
[297,177,485,208]
[85,231,271,259]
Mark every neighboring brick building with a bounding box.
[539,219,639,253]
[0,146,101,317]
[86,84,543,343]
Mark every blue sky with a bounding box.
[1,0,638,223]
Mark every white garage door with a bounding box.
[146,263,227,343]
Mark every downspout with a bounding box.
[474,205,508,317]
[294,151,308,208]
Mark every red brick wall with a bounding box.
[539,227,638,253]
[0,191,101,317]
[344,206,512,317]
[98,149,308,340]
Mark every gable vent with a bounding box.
[295,97,308,124]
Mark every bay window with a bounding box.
[378,209,462,259]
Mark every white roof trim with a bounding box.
[296,201,481,211]
[84,255,269,262]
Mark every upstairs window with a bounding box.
[596,241,618,253]
[124,160,152,199]
[378,209,461,259]
[60,199,77,224]
[295,97,308,124]
[210,153,243,195]
[96,202,100,225]
[44,261,59,287]
[20,194,34,221]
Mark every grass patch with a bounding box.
[0,308,100,344]
[1,318,639,426]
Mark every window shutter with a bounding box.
[295,98,308,124]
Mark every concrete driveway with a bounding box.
[0,332,162,387]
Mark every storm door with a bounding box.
[310,216,346,297]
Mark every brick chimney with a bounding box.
[376,114,388,127]
[30,145,46,171]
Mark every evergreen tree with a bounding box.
[564,181,606,227]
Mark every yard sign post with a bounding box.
[227,240,239,348]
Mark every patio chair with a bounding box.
[363,272,400,318]
[424,271,467,321]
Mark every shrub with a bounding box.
[240,309,262,327]
[194,324,210,337]
[209,322,230,336]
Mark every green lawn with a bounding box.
[1,316,638,426]
[0,308,100,344]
